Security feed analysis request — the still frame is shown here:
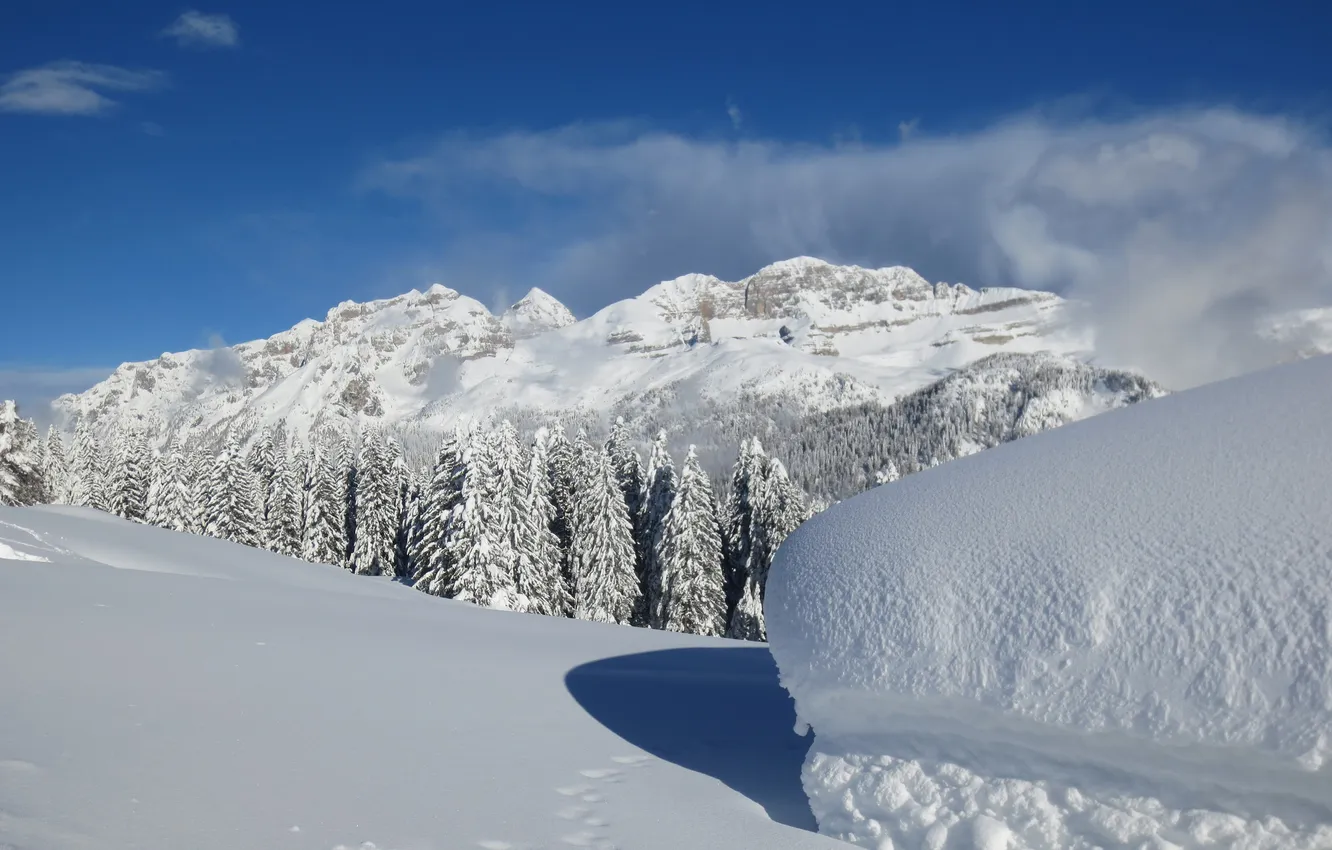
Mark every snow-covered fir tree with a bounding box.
[301,432,349,567]
[638,430,676,617]
[651,446,726,635]
[723,437,764,621]
[68,420,107,511]
[351,432,405,577]
[184,445,211,534]
[493,420,540,611]
[445,426,519,608]
[412,428,465,595]
[571,428,596,502]
[346,436,396,575]
[147,436,191,531]
[265,442,305,557]
[337,432,358,567]
[108,429,152,522]
[605,416,645,541]
[544,423,577,583]
[728,453,810,641]
[570,446,641,624]
[0,401,42,507]
[515,425,570,616]
[397,466,426,579]
[247,427,280,531]
[41,426,69,505]
[203,431,262,546]
[290,443,310,539]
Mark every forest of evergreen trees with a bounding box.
[0,401,809,641]
[0,353,1162,640]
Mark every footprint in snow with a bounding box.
[559,831,616,849]
[577,768,621,780]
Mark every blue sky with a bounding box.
[1,1,1330,411]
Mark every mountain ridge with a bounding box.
[54,257,1086,450]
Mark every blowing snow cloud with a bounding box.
[363,107,1332,389]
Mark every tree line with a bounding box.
[0,401,809,641]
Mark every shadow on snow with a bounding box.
[564,645,816,832]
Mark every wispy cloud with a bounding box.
[0,61,166,116]
[362,107,1332,390]
[0,366,115,425]
[162,10,239,49]
[897,117,919,141]
[727,99,743,130]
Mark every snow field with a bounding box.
[0,505,841,850]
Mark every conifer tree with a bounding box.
[652,446,726,634]
[147,436,191,531]
[108,429,152,522]
[302,433,349,567]
[203,431,262,546]
[69,420,108,511]
[605,416,645,531]
[351,432,404,577]
[723,437,764,620]
[348,431,399,580]
[184,445,211,534]
[41,426,69,504]
[638,430,676,618]
[492,420,535,609]
[570,447,640,624]
[337,433,358,567]
[571,428,596,503]
[290,443,310,541]
[445,426,519,608]
[247,427,279,532]
[0,401,42,507]
[545,423,577,584]
[29,422,48,503]
[515,425,570,616]
[144,444,167,525]
[397,466,426,580]
[413,428,466,595]
[265,442,305,557]
[729,455,810,641]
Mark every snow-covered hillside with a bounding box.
[53,257,1084,447]
[0,505,841,850]
[766,353,1332,849]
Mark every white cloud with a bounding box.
[362,107,1332,390]
[898,117,919,141]
[0,366,114,425]
[727,99,743,130]
[162,10,239,48]
[0,61,166,116]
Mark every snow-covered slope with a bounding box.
[0,505,841,850]
[53,258,1083,445]
[766,353,1332,849]
[776,351,1164,501]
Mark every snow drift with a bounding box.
[766,353,1332,849]
[0,506,840,850]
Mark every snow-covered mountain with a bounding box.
[54,257,1086,448]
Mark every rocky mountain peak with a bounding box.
[504,288,576,339]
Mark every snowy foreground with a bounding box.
[0,506,842,850]
[767,353,1332,849]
